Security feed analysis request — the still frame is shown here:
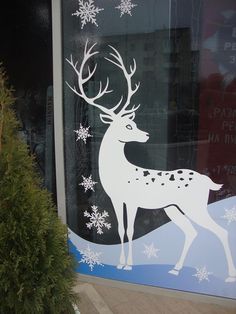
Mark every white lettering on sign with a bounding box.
[230,55,236,64]
[225,134,236,144]
[210,107,236,119]
[208,132,220,143]
[222,121,236,132]
[224,42,236,50]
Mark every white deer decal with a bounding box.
[66,41,236,282]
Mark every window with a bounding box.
[59,0,236,299]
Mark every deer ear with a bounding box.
[125,111,136,121]
[100,114,114,124]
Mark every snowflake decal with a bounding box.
[72,0,104,29]
[74,124,93,144]
[142,243,160,259]
[79,245,104,271]
[79,175,97,192]
[84,205,111,234]
[115,0,137,17]
[222,206,236,225]
[193,266,213,283]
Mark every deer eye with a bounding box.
[126,124,133,130]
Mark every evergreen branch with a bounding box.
[0,101,4,154]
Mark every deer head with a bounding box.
[66,40,149,144]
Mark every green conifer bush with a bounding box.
[0,65,79,313]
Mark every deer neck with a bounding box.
[98,129,130,176]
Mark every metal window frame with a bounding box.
[52,0,66,223]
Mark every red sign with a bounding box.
[197,0,236,198]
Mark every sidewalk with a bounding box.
[74,276,236,314]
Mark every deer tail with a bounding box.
[209,179,223,191]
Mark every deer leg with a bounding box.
[164,206,197,276]
[124,204,138,270]
[112,199,126,269]
[187,210,236,282]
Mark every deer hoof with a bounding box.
[168,269,179,276]
[225,276,236,283]
[124,265,132,271]
[117,264,125,269]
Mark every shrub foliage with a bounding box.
[0,66,78,313]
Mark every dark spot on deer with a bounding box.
[178,186,180,188]
[151,178,155,182]
[157,172,162,176]
[165,173,169,175]
[185,184,189,187]
[143,170,150,177]
[146,182,149,185]
[136,178,139,180]
[169,174,175,181]
[128,181,130,183]
[189,178,193,181]
[189,172,194,175]
[161,183,165,186]
[178,170,183,174]
[135,168,138,171]
[180,178,184,181]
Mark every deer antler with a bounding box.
[105,45,140,117]
[66,40,119,117]
[66,41,140,119]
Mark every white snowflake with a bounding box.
[72,0,104,29]
[79,245,104,271]
[79,175,97,192]
[193,266,213,283]
[84,205,111,234]
[222,206,236,225]
[142,243,160,259]
[74,124,93,144]
[115,0,137,17]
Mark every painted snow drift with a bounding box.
[69,196,236,299]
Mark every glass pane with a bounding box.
[0,2,56,200]
[62,0,236,298]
